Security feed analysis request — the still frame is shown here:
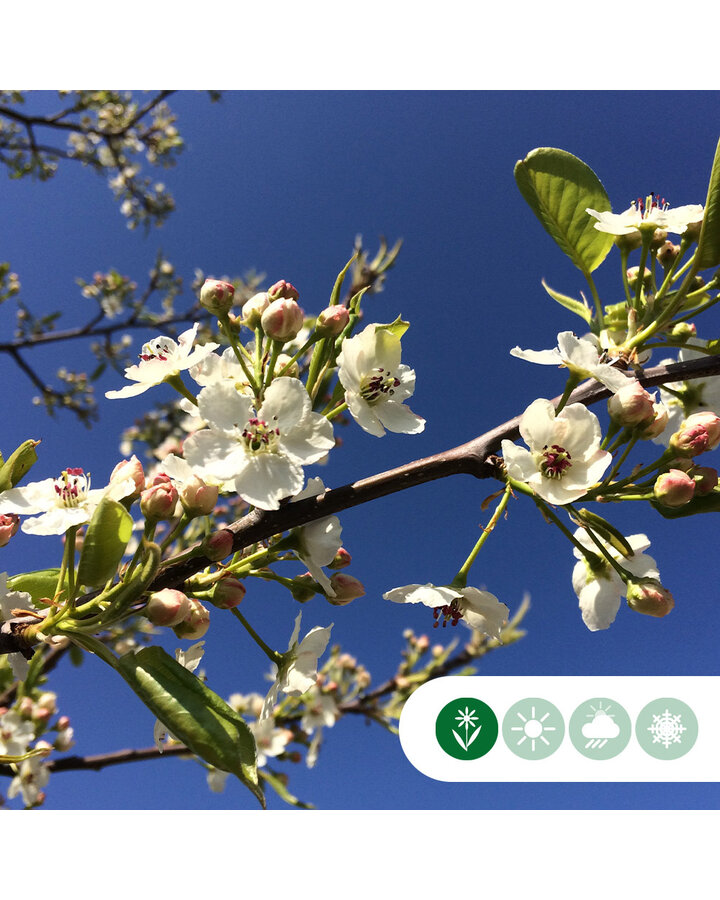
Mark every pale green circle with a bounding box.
[635,698,698,760]
[569,697,631,760]
[502,698,565,760]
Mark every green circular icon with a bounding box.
[569,697,631,760]
[635,698,698,760]
[435,697,498,760]
[502,698,565,759]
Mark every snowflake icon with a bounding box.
[648,708,687,749]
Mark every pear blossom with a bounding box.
[181,378,334,511]
[7,754,50,807]
[293,478,342,597]
[572,529,660,631]
[337,323,425,437]
[249,716,294,767]
[0,708,35,757]
[0,573,32,681]
[261,613,333,719]
[0,468,136,536]
[510,331,629,392]
[586,197,703,237]
[105,324,219,399]
[501,399,611,505]
[383,583,509,637]
[188,346,252,391]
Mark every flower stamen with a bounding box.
[540,444,572,479]
[241,417,280,454]
[359,367,401,406]
[53,468,90,508]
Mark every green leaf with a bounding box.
[541,280,592,323]
[117,646,264,807]
[329,252,357,306]
[7,569,64,605]
[76,497,133,588]
[0,439,40,492]
[514,148,614,274]
[694,137,720,270]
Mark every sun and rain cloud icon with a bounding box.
[581,701,620,749]
[569,698,632,759]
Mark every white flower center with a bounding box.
[433,600,464,628]
[53,468,90,508]
[359,367,400,406]
[242,417,280,454]
[633,192,669,220]
[539,444,572,480]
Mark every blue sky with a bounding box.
[3,90,720,811]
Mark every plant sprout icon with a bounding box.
[509,704,557,752]
[452,706,482,752]
[582,701,619,749]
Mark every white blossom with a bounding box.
[586,201,703,237]
[182,378,334,511]
[571,529,659,631]
[501,399,611,505]
[383,583,509,637]
[0,468,136,536]
[653,346,720,446]
[0,573,32,681]
[0,709,35,757]
[293,478,342,597]
[261,613,333,719]
[249,716,293,767]
[105,324,219,399]
[337,323,425,437]
[510,331,629,393]
[7,755,50,807]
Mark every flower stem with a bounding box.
[554,374,581,414]
[452,486,512,587]
[230,607,282,664]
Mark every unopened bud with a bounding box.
[110,455,145,498]
[0,513,20,547]
[200,278,235,316]
[608,382,656,427]
[654,469,695,507]
[290,573,318,603]
[261,298,304,343]
[57,716,71,731]
[173,597,210,639]
[316,305,350,337]
[327,547,352,570]
[657,240,681,266]
[689,465,719,495]
[626,266,652,290]
[637,402,669,440]
[626,579,675,618]
[241,292,270,329]
[140,475,178,521]
[179,475,218,517]
[669,411,720,457]
[202,529,234,561]
[267,279,299,302]
[210,575,246,609]
[146,588,191,627]
[327,573,365,605]
[669,321,696,343]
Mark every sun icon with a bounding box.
[509,704,557,752]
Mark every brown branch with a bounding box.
[2,353,720,660]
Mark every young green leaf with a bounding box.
[76,497,134,588]
[7,569,64,605]
[541,280,592,323]
[514,148,614,274]
[694,137,720,270]
[117,646,264,807]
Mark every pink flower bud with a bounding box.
[654,469,695,507]
[267,279,299,302]
[211,575,246,609]
[316,305,350,337]
[637,403,669,440]
[327,573,365,605]
[202,529,234,561]
[327,547,352,570]
[140,475,178,521]
[145,588,191,627]
[54,727,75,752]
[261,298,304,343]
[110,455,145,498]
[607,382,656,427]
[57,716,71,731]
[173,598,210,639]
[0,513,20,547]
[200,278,235,315]
[242,292,270,328]
[670,411,720,456]
[626,580,675,618]
[690,465,719,496]
[179,474,218,517]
